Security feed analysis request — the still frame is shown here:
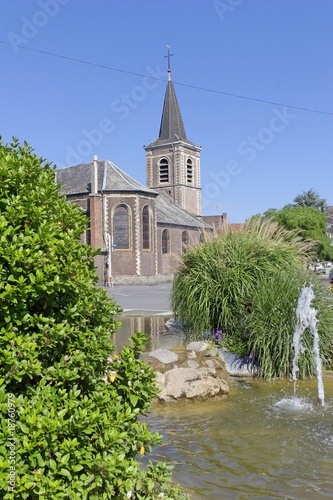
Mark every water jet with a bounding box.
[292,284,325,405]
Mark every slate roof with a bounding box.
[156,191,211,229]
[145,77,196,148]
[56,160,157,196]
[56,160,210,230]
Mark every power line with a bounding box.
[1,39,332,117]
[173,81,333,116]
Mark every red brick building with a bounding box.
[57,63,212,285]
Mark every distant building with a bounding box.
[201,214,228,234]
[57,55,213,285]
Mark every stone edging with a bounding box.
[141,341,230,402]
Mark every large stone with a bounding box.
[186,341,209,352]
[186,359,199,369]
[165,318,182,330]
[205,359,217,368]
[205,347,219,357]
[149,348,179,364]
[157,366,229,401]
[219,348,259,377]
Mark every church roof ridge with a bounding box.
[156,191,211,229]
[103,160,157,194]
[56,159,158,196]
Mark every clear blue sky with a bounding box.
[1,0,332,222]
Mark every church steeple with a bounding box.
[144,46,202,217]
[154,44,189,145]
[158,74,187,143]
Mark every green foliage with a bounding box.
[248,270,333,378]
[0,139,189,499]
[172,218,312,337]
[211,333,248,358]
[293,188,327,212]
[262,204,333,261]
[171,218,333,379]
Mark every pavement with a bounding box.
[105,283,173,316]
[104,274,332,316]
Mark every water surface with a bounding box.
[145,377,333,499]
[116,316,333,498]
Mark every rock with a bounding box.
[145,341,230,402]
[186,341,209,352]
[219,348,259,377]
[149,348,179,364]
[205,347,219,357]
[165,318,182,330]
[187,359,199,369]
[205,359,216,368]
[155,371,164,387]
[158,367,229,401]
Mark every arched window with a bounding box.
[113,204,130,249]
[199,231,205,244]
[159,158,169,183]
[182,231,189,253]
[142,205,151,250]
[161,229,170,254]
[186,158,193,183]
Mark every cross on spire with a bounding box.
[164,43,174,80]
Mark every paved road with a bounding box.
[105,283,173,315]
[104,274,332,316]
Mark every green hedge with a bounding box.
[0,138,189,499]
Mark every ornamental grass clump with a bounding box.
[0,139,190,499]
[248,268,333,378]
[171,218,333,379]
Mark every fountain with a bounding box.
[127,285,332,498]
[147,380,333,499]
[292,284,325,405]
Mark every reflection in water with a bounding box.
[113,316,184,351]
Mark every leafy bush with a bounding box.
[0,139,190,499]
[171,218,333,379]
[262,203,333,261]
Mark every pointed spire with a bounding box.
[158,44,187,142]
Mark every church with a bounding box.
[56,54,223,285]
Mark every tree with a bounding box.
[0,139,189,499]
[293,188,327,213]
[263,205,333,261]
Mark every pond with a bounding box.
[113,315,184,352]
[146,378,333,499]
[115,317,333,499]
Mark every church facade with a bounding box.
[56,60,212,285]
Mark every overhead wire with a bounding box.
[1,39,332,117]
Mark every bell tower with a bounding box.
[144,45,202,218]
